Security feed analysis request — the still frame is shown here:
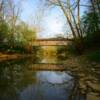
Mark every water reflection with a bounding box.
[37,71,73,84]
[20,71,74,100]
[0,58,37,100]
[0,57,75,100]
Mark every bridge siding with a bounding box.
[31,40,68,46]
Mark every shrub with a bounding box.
[86,50,100,62]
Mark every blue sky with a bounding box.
[21,0,39,22]
[19,0,88,39]
[20,0,66,38]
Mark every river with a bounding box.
[0,54,86,100]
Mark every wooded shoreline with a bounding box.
[0,52,33,61]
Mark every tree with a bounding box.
[2,0,22,44]
[81,0,100,47]
[16,21,37,43]
[44,0,84,39]
[0,18,9,42]
[0,0,39,53]
[41,0,85,53]
[0,0,9,43]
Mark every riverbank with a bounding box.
[64,54,100,100]
[0,52,32,61]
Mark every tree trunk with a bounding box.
[57,0,77,39]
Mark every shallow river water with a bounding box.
[0,56,86,100]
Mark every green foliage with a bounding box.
[86,50,100,62]
[16,22,36,42]
[82,12,100,33]
[0,19,38,54]
[81,11,100,48]
[0,43,25,53]
[0,19,9,42]
[66,43,79,55]
[57,46,68,59]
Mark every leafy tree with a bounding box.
[16,21,36,43]
[0,19,9,42]
[81,0,100,47]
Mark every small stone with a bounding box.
[91,62,97,66]
[86,81,100,92]
[87,92,100,100]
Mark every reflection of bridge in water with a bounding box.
[31,38,72,46]
[31,63,66,71]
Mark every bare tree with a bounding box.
[0,0,3,13]
[2,0,22,45]
[44,0,84,39]
[0,0,5,19]
[77,0,80,25]
[40,0,85,53]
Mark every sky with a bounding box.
[20,0,88,39]
[20,0,66,38]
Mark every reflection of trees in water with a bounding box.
[56,46,68,61]
[42,46,57,57]
[0,58,39,100]
[37,46,69,62]
[0,56,99,100]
